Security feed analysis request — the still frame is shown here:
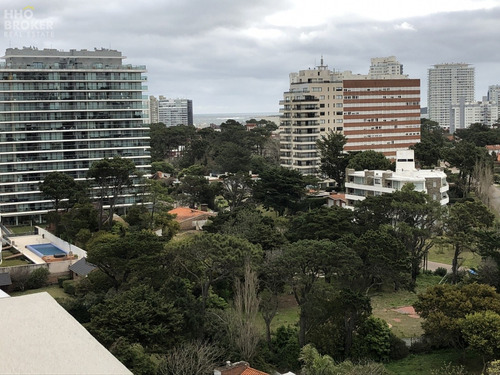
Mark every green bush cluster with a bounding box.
[62,279,76,295]
[26,267,49,289]
[58,275,71,287]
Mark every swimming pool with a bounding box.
[26,243,67,258]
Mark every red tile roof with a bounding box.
[329,193,346,200]
[241,368,269,375]
[168,207,215,222]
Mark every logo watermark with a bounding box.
[4,6,54,38]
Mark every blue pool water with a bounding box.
[26,243,67,258]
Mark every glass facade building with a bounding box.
[0,47,150,225]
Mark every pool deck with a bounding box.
[10,235,50,265]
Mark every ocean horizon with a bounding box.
[193,112,279,127]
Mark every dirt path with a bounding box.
[425,260,452,272]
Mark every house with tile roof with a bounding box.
[69,257,97,279]
[169,206,216,231]
[486,144,500,161]
[214,361,269,375]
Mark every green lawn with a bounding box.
[1,249,33,267]
[371,274,442,339]
[428,242,481,269]
[7,225,36,235]
[10,284,71,300]
[259,275,442,340]
[385,348,483,374]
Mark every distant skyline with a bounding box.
[2,0,500,114]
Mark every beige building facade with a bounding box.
[279,57,421,177]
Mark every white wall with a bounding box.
[36,227,87,260]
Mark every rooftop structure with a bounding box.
[345,150,449,209]
[369,56,403,77]
[214,361,269,375]
[168,206,216,231]
[69,257,97,277]
[0,47,150,225]
[0,292,132,374]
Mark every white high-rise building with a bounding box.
[427,63,475,129]
[158,98,193,127]
[149,95,159,124]
[451,97,499,132]
[0,47,150,225]
[488,85,500,105]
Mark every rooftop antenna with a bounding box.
[318,55,327,70]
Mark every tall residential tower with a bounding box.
[279,57,421,176]
[0,47,150,224]
[427,63,475,130]
[158,97,193,126]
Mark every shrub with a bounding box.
[433,267,448,277]
[62,279,76,295]
[351,316,391,362]
[388,333,409,360]
[488,360,500,374]
[270,325,300,371]
[58,276,71,288]
[26,267,49,289]
[409,337,432,354]
[430,362,469,375]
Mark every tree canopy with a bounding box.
[252,166,308,216]
[87,156,136,228]
[347,150,394,171]
[316,131,348,189]
[39,171,77,212]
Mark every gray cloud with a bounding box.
[1,1,500,113]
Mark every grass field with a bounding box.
[385,348,484,374]
[258,274,442,340]
[7,225,36,235]
[9,284,71,300]
[428,242,481,269]
[371,274,441,339]
[0,249,33,267]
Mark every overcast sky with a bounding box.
[2,0,500,114]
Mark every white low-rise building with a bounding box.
[344,150,449,209]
